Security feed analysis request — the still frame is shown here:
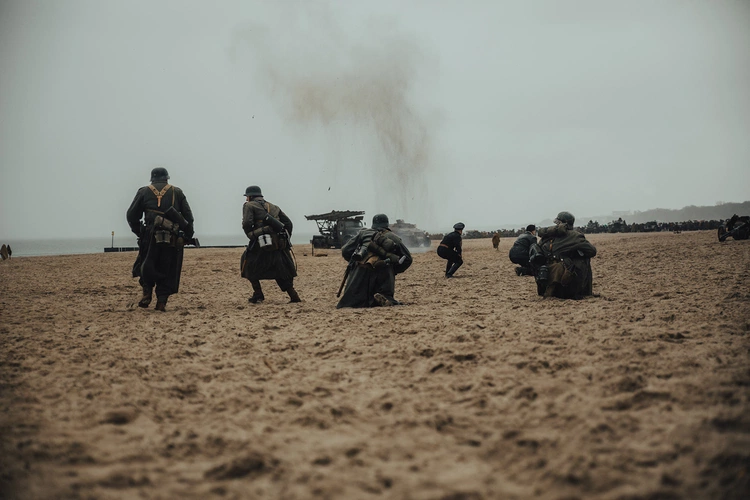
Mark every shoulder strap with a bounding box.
[147,184,172,208]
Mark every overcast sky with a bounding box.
[1,0,748,240]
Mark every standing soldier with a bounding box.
[127,167,195,311]
[438,222,465,278]
[241,185,301,303]
[492,232,501,250]
[336,214,412,308]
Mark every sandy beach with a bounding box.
[1,230,748,500]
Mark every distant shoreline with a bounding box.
[1,233,317,258]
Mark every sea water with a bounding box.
[2,232,318,258]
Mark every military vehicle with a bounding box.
[305,210,366,249]
[718,214,750,242]
[390,219,431,248]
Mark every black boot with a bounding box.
[287,288,301,303]
[446,262,462,278]
[138,286,153,308]
[155,296,167,311]
[249,281,264,304]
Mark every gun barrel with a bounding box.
[720,222,747,242]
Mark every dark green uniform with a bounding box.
[126,180,194,308]
[336,227,412,308]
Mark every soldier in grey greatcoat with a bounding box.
[336,214,412,308]
[240,185,300,304]
[127,167,195,311]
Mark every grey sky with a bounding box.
[1,0,748,240]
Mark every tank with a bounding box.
[389,219,431,248]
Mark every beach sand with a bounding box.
[1,230,748,499]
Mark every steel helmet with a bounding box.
[372,213,390,229]
[555,211,575,228]
[243,185,263,197]
[150,167,170,182]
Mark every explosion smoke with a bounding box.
[229,4,436,221]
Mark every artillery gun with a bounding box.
[718,214,750,242]
[305,210,366,249]
[389,219,431,248]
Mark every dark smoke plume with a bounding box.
[229,3,435,221]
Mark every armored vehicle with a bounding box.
[305,210,366,249]
[390,219,431,248]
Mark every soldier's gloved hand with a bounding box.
[184,225,194,240]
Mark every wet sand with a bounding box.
[1,230,748,499]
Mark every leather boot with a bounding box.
[155,297,167,311]
[446,262,462,278]
[249,281,264,304]
[138,287,153,308]
[287,288,301,303]
[373,293,392,307]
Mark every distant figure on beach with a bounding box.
[336,213,412,308]
[492,233,501,250]
[533,211,597,299]
[438,222,464,278]
[6,245,10,259]
[240,185,301,304]
[0,244,8,261]
[508,225,537,276]
[126,167,195,311]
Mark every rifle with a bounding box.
[162,207,199,246]
[337,260,356,298]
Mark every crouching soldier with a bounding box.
[509,225,537,276]
[336,214,413,308]
[532,211,596,299]
[240,185,301,304]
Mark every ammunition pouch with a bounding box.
[154,230,173,245]
[153,215,179,246]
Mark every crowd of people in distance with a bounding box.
[438,218,729,243]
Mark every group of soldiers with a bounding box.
[507,212,597,299]
[127,168,596,311]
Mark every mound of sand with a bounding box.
[1,231,748,499]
